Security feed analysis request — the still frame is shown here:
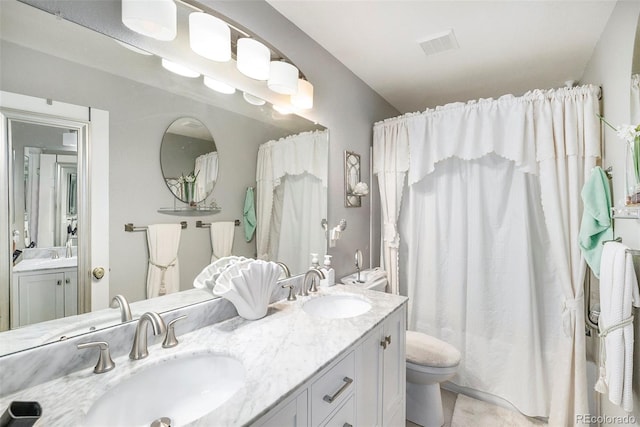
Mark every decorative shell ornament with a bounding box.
[213,259,282,320]
[193,256,247,290]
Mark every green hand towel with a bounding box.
[578,166,613,278]
[244,187,257,242]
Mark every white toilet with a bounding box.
[405,331,461,427]
[340,268,461,426]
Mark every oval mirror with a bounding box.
[160,118,218,205]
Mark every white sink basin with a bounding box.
[303,294,372,319]
[84,353,245,427]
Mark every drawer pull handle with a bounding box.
[323,376,353,403]
[56,280,62,286]
[380,340,387,350]
[385,335,391,345]
[343,424,353,427]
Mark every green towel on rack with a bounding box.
[578,166,613,278]
[243,187,257,242]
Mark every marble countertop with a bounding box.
[0,285,407,426]
[0,288,213,356]
[13,256,78,272]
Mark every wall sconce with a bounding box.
[344,150,369,207]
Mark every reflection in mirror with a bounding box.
[9,120,80,330]
[256,130,328,274]
[0,0,328,355]
[160,117,218,206]
[628,17,640,205]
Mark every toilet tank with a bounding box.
[340,268,388,292]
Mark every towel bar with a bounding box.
[196,220,240,228]
[124,221,187,232]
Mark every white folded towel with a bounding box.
[210,221,235,262]
[596,242,640,412]
[146,224,181,298]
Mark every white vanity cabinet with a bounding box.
[356,306,406,426]
[11,268,77,328]
[253,305,406,427]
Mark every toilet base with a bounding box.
[406,381,444,427]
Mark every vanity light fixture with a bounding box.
[204,76,236,94]
[121,0,177,41]
[273,104,293,115]
[161,58,200,78]
[268,61,299,95]
[291,78,314,110]
[62,130,78,147]
[243,92,266,106]
[237,38,271,81]
[189,12,231,62]
[114,40,153,56]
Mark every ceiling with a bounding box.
[267,0,617,113]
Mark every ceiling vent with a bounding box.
[419,29,459,56]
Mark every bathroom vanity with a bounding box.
[0,285,407,426]
[11,254,79,328]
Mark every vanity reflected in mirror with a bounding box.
[0,0,327,355]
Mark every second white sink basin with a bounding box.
[84,353,245,427]
[303,294,372,319]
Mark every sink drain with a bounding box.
[150,417,172,427]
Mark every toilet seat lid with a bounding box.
[406,331,461,368]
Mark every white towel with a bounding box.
[210,221,235,262]
[596,242,640,412]
[146,224,181,298]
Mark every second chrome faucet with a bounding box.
[129,312,166,360]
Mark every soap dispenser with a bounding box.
[310,253,320,269]
[321,255,335,287]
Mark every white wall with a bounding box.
[581,1,640,424]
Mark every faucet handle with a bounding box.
[162,315,187,348]
[77,341,115,374]
[281,283,297,301]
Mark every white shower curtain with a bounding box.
[194,151,218,202]
[374,85,600,424]
[256,130,328,269]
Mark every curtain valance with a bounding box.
[259,130,329,188]
[373,85,601,185]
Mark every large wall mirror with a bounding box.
[629,15,640,205]
[0,0,327,356]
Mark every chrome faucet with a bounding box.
[301,267,325,296]
[129,312,166,360]
[111,294,132,323]
[275,261,291,279]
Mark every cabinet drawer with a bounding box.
[311,351,355,426]
[322,394,355,427]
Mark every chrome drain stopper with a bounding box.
[150,417,172,427]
